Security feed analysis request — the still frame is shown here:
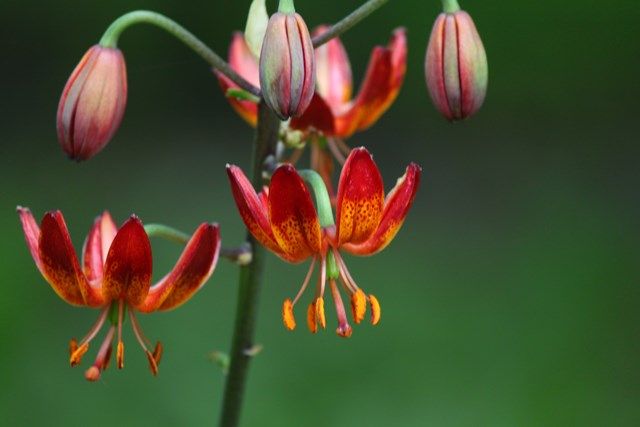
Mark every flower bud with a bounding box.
[425,10,488,121]
[259,5,315,120]
[57,45,127,161]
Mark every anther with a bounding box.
[70,342,89,367]
[116,341,124,369]
[146,351,159,376]
[350,289,367,324]
[307,301,318,333]
[282,299,296,330]
[152,342,163,366]
[315,297,326,329]
[369,294,381,325]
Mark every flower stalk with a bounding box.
[99,10,260,96]
[311,0,390,48]
[218,102,280,427]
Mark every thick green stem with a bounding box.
[312,0,389,48]
[218,102,280,427]
[278,0,296,14]
[99,10,260,96]
[441,0,461,13]
[299,169,335,228]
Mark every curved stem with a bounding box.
[312,0,390,48]
[99,10,261,96]
[299,169,335,228]
[144,223,252,265]
[218,102,280,427]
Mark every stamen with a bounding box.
[315,297,326,329]
[333,138,352,157]
[292,258,317,305]
[116,300,125,369]
[350,289,367,324]
[329,279,352,338]
[306,301,317,333]
[369,294,381,325]
[69,305,110,366]
[327,138,347,165]
[282,299,296,330]
[128,308,162,376]
[333,250,358,292]
[84,326,115,382]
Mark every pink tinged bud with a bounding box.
[259,12,315,120]
[425,11,488,121]
[57,45,128,161]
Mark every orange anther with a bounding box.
[282,299,296,331]
[350,289,367,324]
[152,342,164,365]
[116,341,124,369]
[146,351,159,376]
[307,302,318,333]
[315,297,326,329]
[70,342,89,367]
[369,294,381,325]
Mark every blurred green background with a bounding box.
[1,0,639,425]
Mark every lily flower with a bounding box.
[17,207,220,381]
[227,147,420,337]
[216,28,407,197]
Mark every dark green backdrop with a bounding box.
[1,0,639,425]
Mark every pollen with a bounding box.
[282,298,296,330]
[307,302,318,333]
[369,294,381,325]
[116,341,125,369]
[350,289,367,324]
[315,297,326,329]
[70,342,89,367]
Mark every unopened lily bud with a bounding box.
[259,0,315,120]
[425,4,487,121]
[57,45,127,161]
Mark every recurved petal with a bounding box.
[102,216,152,306]
[81,211,117,281]
[342,163,421,256]
[137,223,221,313]
[336,147,384,246]
[37,211,104,306]
[215,33,260,126]
[335,28,407,137]
[268,164,322,263]
[313,25,352,111]
[17,206,42,271]
[227,165,283,255]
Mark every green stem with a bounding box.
[144,223,252,265]
[312,0,390,48]
[99,10,261,97]
[218,102,280,427]
[278,0,296,14]
[298,169,335,228]
[441,0,461,13]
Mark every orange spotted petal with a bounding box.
[102,216,152,306]
[335,28,407,137]
[227,164,284,256]
[313,25,352,111]
[81,211,117,281]
[137,223,221,313]
[215,32,260,126]
[336,147,384,246]
[268,164,322,263]
[342,162,421,256]
[19,209,104,307]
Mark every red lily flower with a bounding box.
[216,27,407,138]
[227,147,421,337]
[216,28,407,200]
[17,208,220,381]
